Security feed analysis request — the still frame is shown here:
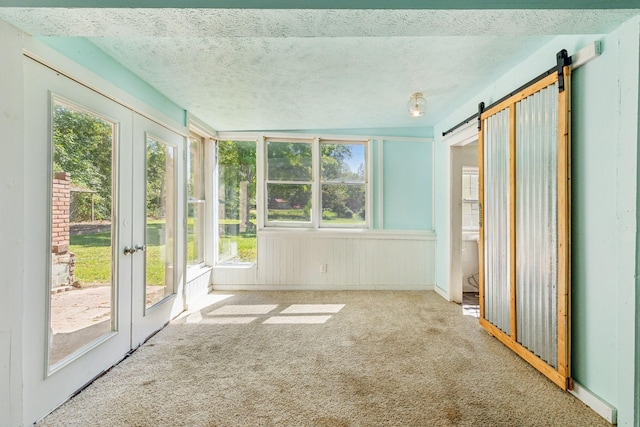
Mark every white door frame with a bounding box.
[444,122,478,303]
[22,57,185,423]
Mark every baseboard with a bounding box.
[569,381,617,424]
[434,285,450,301]
[210,284,435,291]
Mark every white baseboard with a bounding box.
[434,285,450,301]
[569,381,617,424]
[211,284,435,291]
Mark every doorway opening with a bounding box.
[449,138,479,317]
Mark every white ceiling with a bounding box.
[0,8,638,131]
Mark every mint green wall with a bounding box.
[37,37,186,125]
[434,23,639,426]
[382,140,432,230]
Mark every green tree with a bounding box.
[218,141,257,222]
[53,106,113,221]
[146,140,170,219]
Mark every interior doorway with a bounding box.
[450,139,479,316]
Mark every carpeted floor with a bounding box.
[38,291,608,426]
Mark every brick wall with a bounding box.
[52,172,70,255]
[51,172,75,288]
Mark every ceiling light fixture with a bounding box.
[408,92,426,118]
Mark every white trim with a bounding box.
[186,265,213,283]
[312,136,321,228]
[218,131,433,144]
[211,283,435,291]
[571,40,602,69]
[377,139,384,229]
[205,136,217,267]
[22,44,187,137]
[431,139,436,229]
[434,285,450,301]
[442,120,477,146]
[187,113,218,139]
[257,228,436,240]
[569,382,617,425]
[256,136,266,230]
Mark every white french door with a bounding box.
[131,114,185,345]
[23,57,184,423]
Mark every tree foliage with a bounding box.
[219,140,365,223]
[53,106,113,221]
[218,140,257,221]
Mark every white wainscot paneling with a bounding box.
[185,266,213,310]
[211,230,436,290]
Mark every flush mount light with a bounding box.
[408,92,426,118]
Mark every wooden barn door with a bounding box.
[479,61,572,389]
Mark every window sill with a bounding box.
[257,228,436,240]
[186,265,213,283]
[214,263,257,269]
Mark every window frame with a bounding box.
[319,139,368,229]
[215,138,258,266]
[187,132,206,267]
[262,136,370,230]
[264,137,315,228]
[461,166,480,233]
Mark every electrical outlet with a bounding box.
[320,264,327,273]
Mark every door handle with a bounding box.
[124,245,146,255]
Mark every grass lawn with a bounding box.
[219,233,257,263]
[69,231,112,284]
[70,220,169,287]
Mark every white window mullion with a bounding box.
[205,137,216,267]
[312,137,321,228]
[256,135,266,230]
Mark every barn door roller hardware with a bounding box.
[556,49,572,92]
[443,49,575,137]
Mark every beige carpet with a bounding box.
[38,291,608,426]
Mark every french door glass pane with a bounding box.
[50,102,115,367]
[145,137,176,309]
[217,140,257,264]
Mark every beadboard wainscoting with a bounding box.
[211,230,436,290]
[185,266,213,310]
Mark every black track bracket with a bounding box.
[556,49,572,93]
[477,102,485,131]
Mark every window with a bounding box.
[321,141,366,226]
[50,99,116,365]
[266,140,313,224]
[217,140,257,264]
[187,133,206,266]
[264,138,368,228]
[462,167,479,231]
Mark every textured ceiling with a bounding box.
[1,8,638,131]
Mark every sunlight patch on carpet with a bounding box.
[202,317,258,324]
[280,304,345,314]
[263,315,332,324]
[208,304,278,316]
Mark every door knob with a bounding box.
[123,246,136,255]
[135,244,146,252]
